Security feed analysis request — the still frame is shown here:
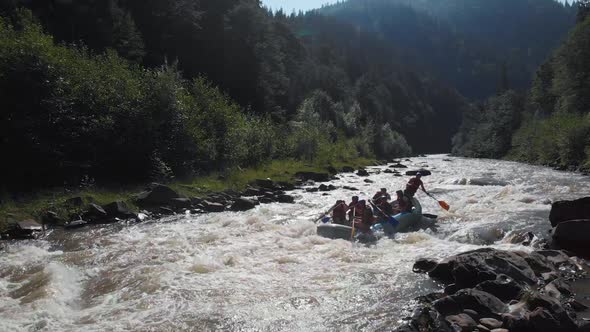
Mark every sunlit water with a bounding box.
[1,155,590,331]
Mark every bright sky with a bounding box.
[261,0,337,13]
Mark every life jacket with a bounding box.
[406,177,423,194]
[332,203,348,219]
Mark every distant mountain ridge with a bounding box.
[321,0,578,99]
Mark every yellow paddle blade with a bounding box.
[439,200,450,211]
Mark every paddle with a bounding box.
[313,202,339,223]
[427,193,450,211]
[350,208,356,241]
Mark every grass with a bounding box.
[0,157,375,233]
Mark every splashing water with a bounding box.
[1,155,589,331]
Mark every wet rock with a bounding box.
[536,250,572,267]
[64,219,88,229]
[479,318,503,329]
[413,258,438,274]
[202,201,225,212]
[277,194,295,204]
[295,172,330,182]
[343,186,359,191]
[503,231,535,246]
[158,206,176,215]
[427,248,538,288]
[306,187,319,193]
[391,163,408,169]
[450,289,507,317]
[326,166,338,175]
[136,184,180,207]
[356,169,369,177]
[475,278,524,302]
[259,197,275,204]
[230,198,258,211]
[490,329,508,332]
[468,178,509,186]
[445,313,477,331]
[549,197,590,227]
[476,324,491,332]
[527,307,570,332]
[341,166,355,173]
[406,170,432,176]
[65,196,84,206]
[253,178,276,190]
[9,220,43,239]
[102,201,137,220]
[384,169,395,174]
[318,184,337,192]
[364,179,374,183]
[553,219,590,257]
[276,181,296,191]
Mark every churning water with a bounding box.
[1,155,589,331]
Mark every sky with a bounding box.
[261,0,337,13]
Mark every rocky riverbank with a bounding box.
[396,197,590,332]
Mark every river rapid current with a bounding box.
[1,155,589,332]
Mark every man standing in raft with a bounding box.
[404,172,428,198]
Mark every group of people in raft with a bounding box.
[328,172,428,233]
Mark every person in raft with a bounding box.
[347,196,361,222]
[392,190,412,214]
[404,172,428,198]
[331,200,350,226]
[354,200,374,233]
[372,188,391,203]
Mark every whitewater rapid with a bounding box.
[1,155,589,331]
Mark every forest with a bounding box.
[0,0,587,193]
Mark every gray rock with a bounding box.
[549,197,590,227]
[475,277,523,302]
[413,258,438,274]
[136,184,180,207]
[341,166,355,173]
[170,198,192,209]
[295,172,330,182]
[277,194,295,204]
[83,203,108,222]
[406,169,432,176]
[102,201,136,220]
[41,211,62,225]
[356,169,369,177]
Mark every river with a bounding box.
[1,155,589,331]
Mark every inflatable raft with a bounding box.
[316,198,436,241]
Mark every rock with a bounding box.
[158,206,176,215]
[427,248,538,288]
[341,166,355,173]
[295,172,330,182]
[501,313,530,331]
[318,184,337,192]
[553,219,590,257]
[9,220,43,239]
[468,178,509,186]
[41,211,62,225]
[503,231,535,246]
[413,258,439,273]
[326,166,338,174]
[258,197,274,204]
[170,198,193,209]
[527,307,564,332]
[391,163,408,168]
[343,186,359,191]
[463,309,479,318]
[490,329,508,332]
[536,250,571,267]
[277,194,295,204]
[306,187,319,193]
[450,289,507,317]
[243,186,263,196]
[356,169,369,177]
[64,219,88,229]
[202,201,225,212]
[102,201,137,220]
[276,181,296,191]
[230,198,258,211]
[136,184,180,207]
[364,179,374,183]
[406,170,432,176]
[476,325,491,332]
[479,318,503,329]
[65,196,84,206]
[384,169,395,174]
[254,179,276,190]
[445,314,477,332]
[83,203,108,222]
[475,278,524,302]
[549,197,590,227]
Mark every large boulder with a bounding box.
[202,201,225,213]
[356,169,369,177]
[102,201,137,220]
[230,198,258,211]
[553,219,590,257]
[295,172,330,182]
[475,278,524,302]
[434,289,507,317]
[82,203,108,223]
[406,170,432,176]
[445,314,477,332]
[549,197,590,227]
[426,248,538,288]
[136,184,181,207]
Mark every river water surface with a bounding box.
[1,155,589,331]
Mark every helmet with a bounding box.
[416,172,422,176]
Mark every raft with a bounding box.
[316,198,436,240]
